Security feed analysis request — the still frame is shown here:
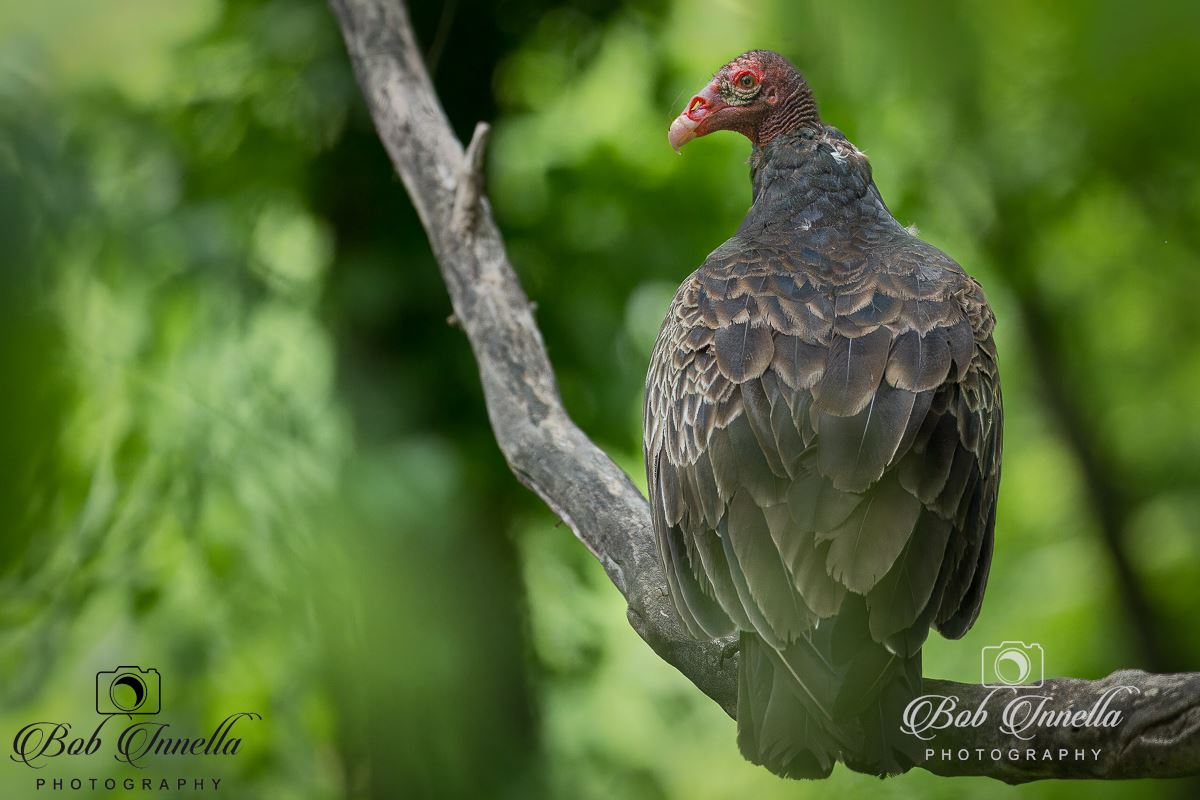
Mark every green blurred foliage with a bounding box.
[1,0,1198,798]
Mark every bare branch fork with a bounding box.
[327,0,1200,783]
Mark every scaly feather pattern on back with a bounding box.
[644,125,1002,777]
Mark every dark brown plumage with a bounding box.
[645,51,1002,778]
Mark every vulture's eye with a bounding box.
[735,72,758,90]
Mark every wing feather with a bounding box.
[645,238,1001,653]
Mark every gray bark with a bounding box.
[327,0,1200,782]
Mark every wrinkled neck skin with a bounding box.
[738,126,901,237]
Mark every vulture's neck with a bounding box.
[739,126,900,236]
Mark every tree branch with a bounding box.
[327,0,1200,782]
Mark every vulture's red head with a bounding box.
[669,50,819,152]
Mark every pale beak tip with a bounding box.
[668,116,698,153]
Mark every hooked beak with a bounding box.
[669,83,726,153]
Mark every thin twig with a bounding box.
[451,121,490,237]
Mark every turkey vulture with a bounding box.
[644,51,1002,778]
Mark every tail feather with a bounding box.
[842,645,923,776]
[737,598,922,780]
[737,632,840,779]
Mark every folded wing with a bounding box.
[644,238,1002,652]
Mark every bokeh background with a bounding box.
[2,0,1199,797]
